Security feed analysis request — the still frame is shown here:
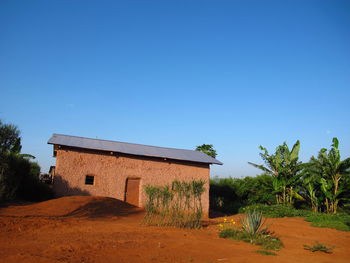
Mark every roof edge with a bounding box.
[48,133,223,165]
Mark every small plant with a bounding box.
[219,228,283,250]
[256,250,277,256]
[218,214,283,251]
[240,210,265,235]
[304,242,334,253]
[219,228,236,238]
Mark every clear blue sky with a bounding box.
[1,0,349,177]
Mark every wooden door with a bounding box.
[125,178,140,206]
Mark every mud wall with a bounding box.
[53,147,210,216]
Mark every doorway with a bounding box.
[125,178,140,206]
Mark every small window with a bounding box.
[85,175,94,185]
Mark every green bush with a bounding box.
[210,175,275,214]
[0,152,54,202]
[240,204,311,218]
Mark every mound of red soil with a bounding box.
[0,196,142,218]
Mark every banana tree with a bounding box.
[249,140,304,205]
[301,173,322,212]
[308,138,350,214]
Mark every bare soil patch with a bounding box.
[1,196,349,263]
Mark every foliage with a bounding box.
[0,120,21,154]
[305,213,350,231]
[220,229,283,250]
[144,179,205,229]
[195,144,217,158]
[0,120,54,201]
[248,140,304,205]
[304,242,334,253]
[305,138,350,214]
[240,204,311,218]
[240,210,265,235]
[210,175,275,214]
[241,204,350,231]
[218,214,283,251]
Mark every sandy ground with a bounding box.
[0,196,350,263]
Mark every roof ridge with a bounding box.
[52,133,200,153]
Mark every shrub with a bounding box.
[144,179,205,229]
[0,152,54,202]
[210,175,275,214]
[240,204,311,218]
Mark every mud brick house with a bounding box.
[48,134,222,216]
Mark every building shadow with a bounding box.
[53,175,91,196]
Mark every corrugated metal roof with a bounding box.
[48,134,223,165]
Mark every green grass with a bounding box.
[255,250,277,256]
[304,242,334,253]
[219,229,284,251]
[305,213,350,232]
[240,204,350,231]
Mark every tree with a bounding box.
[195,144,217,158]
[248,141,304,205]
[0,120,53,201]
[307,138,350,214]
[0,120,21,154]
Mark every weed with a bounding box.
[304,242,334,253]
[256,250,277,256]
[219,229,283,250]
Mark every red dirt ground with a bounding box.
[0,196,349,263]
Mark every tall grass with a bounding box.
[144,179,205,229]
